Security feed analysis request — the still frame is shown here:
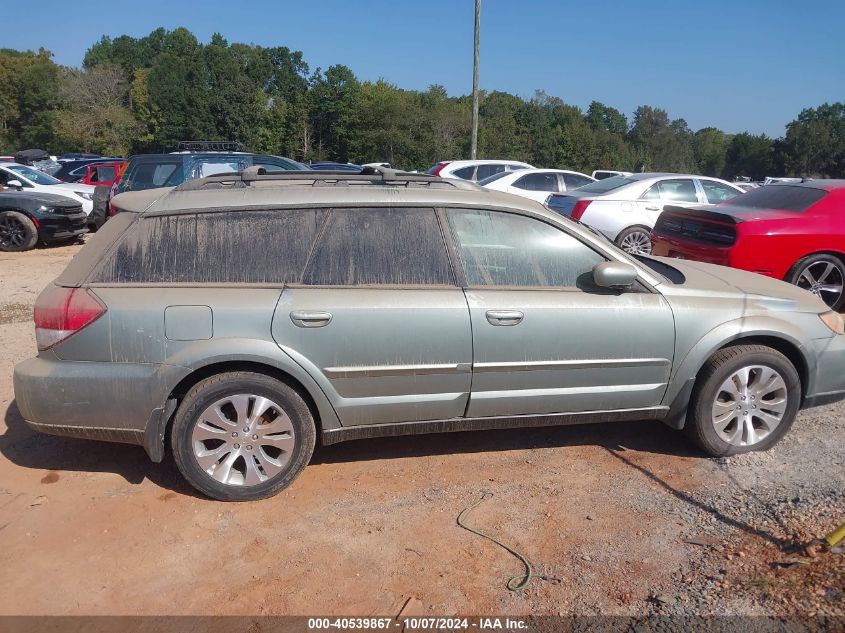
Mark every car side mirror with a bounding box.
[592,261,638,289]
[7,179,23,190]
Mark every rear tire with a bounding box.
[685,345,800,457]
[171,371,316,501]
[615,226,652,255]
[0,211,38,252]
[785,253,845,311]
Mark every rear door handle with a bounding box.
[644,205,661,211]
[486,310,524,326]
[290,310,332,328]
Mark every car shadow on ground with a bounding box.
[1,400,196,497]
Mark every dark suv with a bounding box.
[0,190,86,251]
[113,152,307,196]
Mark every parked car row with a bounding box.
[0,146,310,251]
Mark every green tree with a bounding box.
[586,101,627,136]
[782,103,845,177]
[723,133,775,180]
[692,127,729,177]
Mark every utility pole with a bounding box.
[470,0,481,159]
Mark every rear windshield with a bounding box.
[573,175,634,194]
[727,185,827,212]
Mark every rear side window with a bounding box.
[189,158,249,179]
[514,172,558,192]
[445,208,606,287]
[302,208,453,286]
[118,161,180,193]
[476,164,505,180]
[700,179,740,204]
[562,173,594,190]
[93,166,116,182]
[93,209,326,283]
[643,179,698,203]
[452,166,475,180]
[728,185,827,212]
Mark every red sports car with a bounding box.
[651,180,845,310]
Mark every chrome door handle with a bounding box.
[290,311,332,328]
[644,205,661,211]
[486,310,524,326]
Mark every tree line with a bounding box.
[1,27,843,179]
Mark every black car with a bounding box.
[114,152,308,195]
[0,191,87,252]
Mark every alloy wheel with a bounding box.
[711,365,788,447]
[619,230,652,255]
[191,394,295,486]
[795,260,844,308]
[0,215,26,249]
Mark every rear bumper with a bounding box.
[13,354,188,456]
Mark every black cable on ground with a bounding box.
[457,491,559,591]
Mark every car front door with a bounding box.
[444,207,675,418]
[271,207,473,426]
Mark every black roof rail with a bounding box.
[175,167,484,192]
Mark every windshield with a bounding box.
[572,175,634,194]
[726,184,826,212]
[478,172,512,186]
[6,164,62,185]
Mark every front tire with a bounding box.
[685,345,800,457]
[785,253,845,311]
[171,371,316,501]
[0,211,38,252]
[616,226,652,255]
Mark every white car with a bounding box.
[546,173,744,255]
[479,168,595,203]
[0,162,95,214]
[426,159,533,181]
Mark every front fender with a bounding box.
[663,314,817,414]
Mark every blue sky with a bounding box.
[6,0,844,137]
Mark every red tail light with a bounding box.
[431,162,450,176]
[571,200,593,221]
[33,285,106,351]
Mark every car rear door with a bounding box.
[511,172,560,202]
[271,207,473,426]
[638,178,701,219]
[444,207,675,418]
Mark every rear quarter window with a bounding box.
[92,209,326,284]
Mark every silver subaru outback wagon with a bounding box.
[13,168,845,501]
